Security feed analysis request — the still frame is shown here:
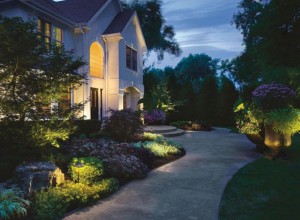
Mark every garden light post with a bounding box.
[74,161,84,183]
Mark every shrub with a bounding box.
[0,188,31,220]
[69,157,104,185]
[34,178,118,220]
[170,121,190,128]
[102,109,144,141]
[143,109,165,125]
[143,132,165,143]
[134,141,182,158]
[72,120,102,138]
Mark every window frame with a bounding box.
[37,18,63,47]
[126,45,138,72]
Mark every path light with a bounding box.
[74,161,84,183]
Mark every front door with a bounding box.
[90,88,99,120]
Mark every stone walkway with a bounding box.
[64,128,259,220]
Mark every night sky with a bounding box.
[146,0,244,68]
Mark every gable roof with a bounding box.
[26,0,109,23]
[103,9,134,35]
[51,0,108,23]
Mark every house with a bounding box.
[0,0,146,120]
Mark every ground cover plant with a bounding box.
[34,178,118,220]
[219,134,300,220]
[0,189,30,220]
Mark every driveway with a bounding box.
[64,128,259,220]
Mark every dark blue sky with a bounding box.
[146,0,244,68]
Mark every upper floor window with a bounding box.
[126,46,137,71]
[38,18,63,47]
[90,42,104,78]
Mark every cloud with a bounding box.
[146,0,244,68]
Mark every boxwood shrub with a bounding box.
[68,157,104,185]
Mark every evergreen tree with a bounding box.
[0,16,85,148]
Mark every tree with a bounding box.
[233,0,300,92]
[139,67,175,112]
[0,16,85,148]
[123,0,181,60]
[175,54,219,82]
[216,76,239,126]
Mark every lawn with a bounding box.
[219,134,300,220]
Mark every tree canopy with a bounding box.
[123,0,181,60]
[0,16,85,148]
[230,0,300,93]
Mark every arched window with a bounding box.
[90,42,104,78]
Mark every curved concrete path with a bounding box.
[65,128,259,220]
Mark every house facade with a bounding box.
[0,0,146,120]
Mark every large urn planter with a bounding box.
[264,124,292,151]
[246,133,268,152]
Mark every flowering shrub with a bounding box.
[252,83,296,110]
[143,109,165,125]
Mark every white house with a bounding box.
[0,0,147,120]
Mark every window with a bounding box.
[90,42,104,78]
[38,18,63,47]
[126,46,137,71]
[58,89,71,112]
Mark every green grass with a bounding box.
[220,134,300,220]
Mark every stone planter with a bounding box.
[264,124,291,150]
[246,133,267,152]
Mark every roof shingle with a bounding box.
[31,0,108,23]
[103,9,134,35]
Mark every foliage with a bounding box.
[34,178,118,220]
[196,75,219,122]
[234,100,262,135]
[123,0,181,60]
[252,83,296,110]
[216,76,239,126]
[170,121,191,128]
[134,141,182,158]
[72,120,102,138]
[0,188,31,220]
[220,135,300,220]
[232,0,300,92]
[170,120,212,131]
[175,54,219,83]
[0,16,85,148]
[262,108,300,135]
[140,67,179,112]
[143,109,165,125]
[69,157,104,185]
[102,109,144,141]
[143,132,165,143]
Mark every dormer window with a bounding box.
[38,18,63,47]
[126,45,137,71]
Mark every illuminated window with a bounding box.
[38,18,63,47]
[126,46,137,71]
[90,42,104,78]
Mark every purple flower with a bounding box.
[143,109,166,125]
[252,83,296,110]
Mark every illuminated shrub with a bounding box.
[134,141,182,158]
[34,178,118,220]
[68,157,104,185]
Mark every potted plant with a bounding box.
[235,83,300,156]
